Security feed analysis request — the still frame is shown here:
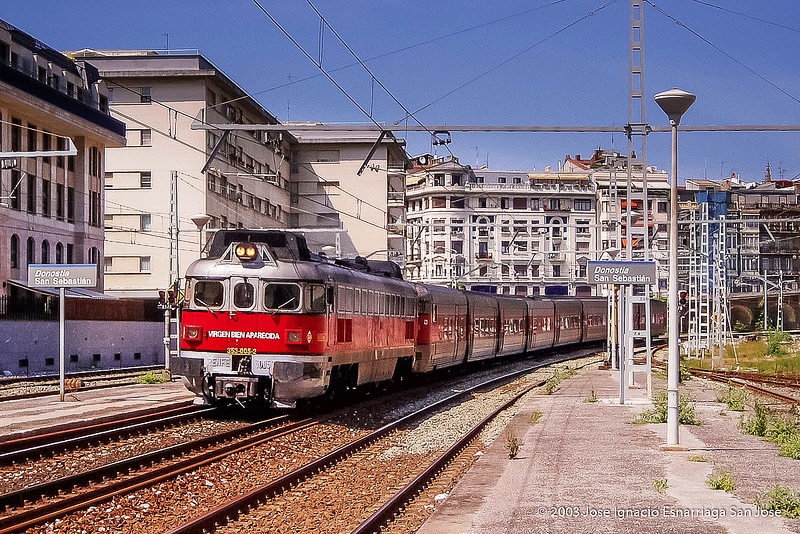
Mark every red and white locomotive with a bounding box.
[173,229,666,408]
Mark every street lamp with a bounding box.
[655,88,696,447]
[191,214,212,255]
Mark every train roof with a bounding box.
[202,229,404,280]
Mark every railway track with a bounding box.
[687,367,800,405]
[169,356,602,534]
[0,366,166,401]
[0,402,206,463]
[0,350,600,533]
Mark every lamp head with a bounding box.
[654,88,696,126]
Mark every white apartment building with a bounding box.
[71,50,290,297]
[573,149,670,296]
[0,21,125,292]
[405,155,598,296]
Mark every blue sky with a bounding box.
[4,0,800,182]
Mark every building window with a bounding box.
[56,184,64,220]
[553,265,561,277]
[140,172,152,188]
[574,199,591,211]
[67,243,74,263]
[311,150,339,163]
[140,256,151,272]
[140,87,152,103]
[27,174,36,214]
[26,237,35,266]
[10,170,20,210]
[27,123,36,152]
[10,235,19,269]
[498,177,506,184]
[658,201,668,213]
[42,179,50,217]
[513,198,527,210]
[141,214,152,231]
[11,118,21,151]
[55,243,63,264]
[452,174,463,186]
[129,129,152,146]
[104,257,113,272]
[41,240,49,264]
[433,174,445,186]
[67,187,75,222]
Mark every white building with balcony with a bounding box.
[405,155,598,296]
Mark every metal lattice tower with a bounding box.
[710,216,729,364]
[617,0,652,398]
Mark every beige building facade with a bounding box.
[287,126,407,260]
[71,50,290,297]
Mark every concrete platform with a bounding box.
[419,367,800,534]
[0,380,197,440]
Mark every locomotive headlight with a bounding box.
[234,243,258,261]
[184,325,202,340]
[286,330,302,344]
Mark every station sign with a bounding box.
[27,264,98,288]
[586,261,656,285]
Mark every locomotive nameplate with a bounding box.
[227,347,257,356]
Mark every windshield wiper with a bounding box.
[195,297,218,317]
[270,297,296,315]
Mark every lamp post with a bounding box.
[191,214,212,255]
[655,88,696,446]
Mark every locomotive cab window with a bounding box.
[264,283,300,312]
[233,282,255,309]
[305,284,327,313]
[194,281,224,308]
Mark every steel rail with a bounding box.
[0,418,316,534]
[167,354,603,534]
[0,414,290,511]
[0,403,205,463]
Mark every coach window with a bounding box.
[264,283,300,311]
[233,282,255,309]
[194,281,224,308]
[305,284,326,312]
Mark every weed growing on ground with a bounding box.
[740,400,771,437]
[529,411,543,425]
[687,455,707,462]
[739,401,800,459]
[139,371,167,384]
[768,329,793,358]
[544,370,561,395]
[505,430,522,459]
[754,486,800,518]
[584,389,598,403]
[716,385,747,411]
[634,391,701,425]
[543,366,578,395]
[707,468,735,492]
[653,479,668,494]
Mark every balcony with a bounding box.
[475,252,493,262]
[387,191,405,206]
